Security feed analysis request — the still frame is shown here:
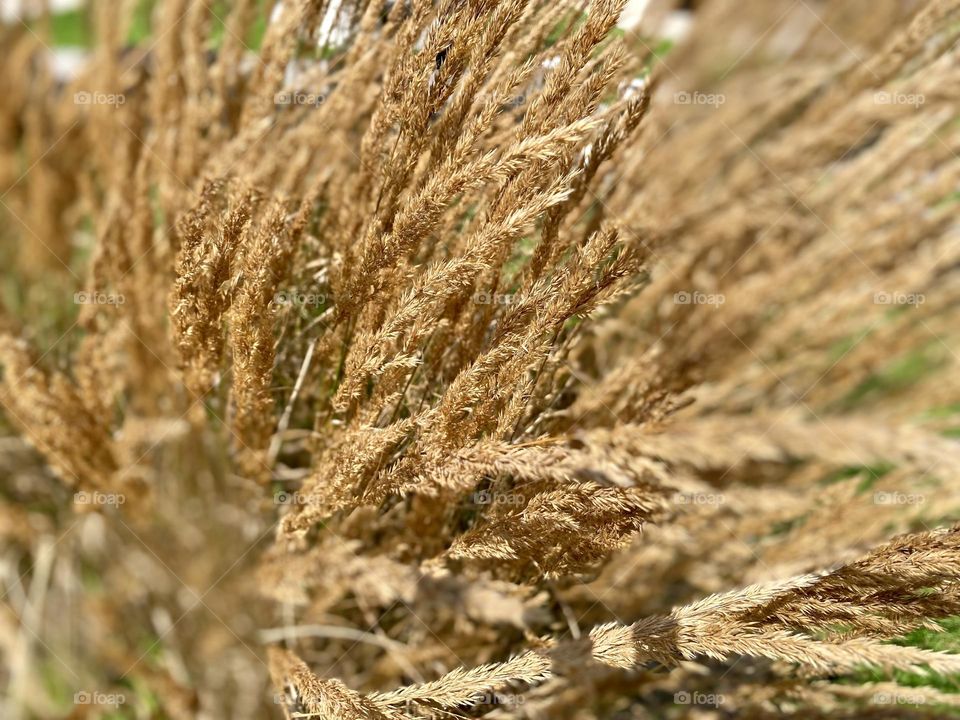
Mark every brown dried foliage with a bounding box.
[1,0,960,718]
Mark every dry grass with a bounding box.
[1,0,960,718]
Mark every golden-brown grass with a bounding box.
[1,0,960,718]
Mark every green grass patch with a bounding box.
[837,343,947,410]
[820,462,895,492]
[38,1,268,49]
[845,618,960,708]
[48,9,91,47]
